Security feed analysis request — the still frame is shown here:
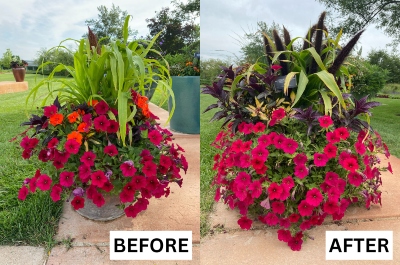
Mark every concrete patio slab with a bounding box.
[0,246,46,265]
[201,218,400,264]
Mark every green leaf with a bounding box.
[292,70,309,107]
[320,90,332,115]
[118,91,129,146]
[123,15,131,44]
[306,47,326,71]
[315,70,346,109]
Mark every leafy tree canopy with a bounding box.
[0,49,14,69]
[367,49,400,83]
[318,0,400,44]
[84,4,137,43]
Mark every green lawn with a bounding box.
[0,73,168,248]
[199,94,400,237]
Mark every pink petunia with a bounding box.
[131,175,146,190]
[251,157,265,170]
[18,186,29,200]
[388,162,393,174]
[93,115,110,131]
[289,213,300,223]
[324,172,339,186]
[342,158,359,172]
[354,141,366,155]
[120,161,136,177]
[326,131,340,143]
[60,171,75,187]
[288,233,303,251]
[334,127,350,140]
[142,161,157,177]
[323,200,339,215]
[271,201,285,214]
[273,134,286,149]
[71,196,85,210]
[92,192,105,207]
[248,180,262,199]
[107,120,119,134]
[282,138,298,154]
[314,153,329,167]
[271,108,286,121]
[37,174,52,191]
[237,216,252,230]
[268,182,283,200]
[47,138,59,149]
[277,229,292,242]
[281,176,294,189]
[148,129,163,146]
[78,164,91,182]
[80,151,96,167]
[318,115,333,128]
[305,188,323,207]
[94,100,109,115]
[252,122,266,133]
[65,139,80,154]
[323,143,337,158]
[257,134,272,147]
[50,184,62,202]
[293,153,308,165]
[91,170,107,188]
[294,164,309,179]
[251,146,269,161]
[104,144,118,157]
[327,187,341,202]
[298,200,314,216]
[347,172,363,187]
[43,105,57,117]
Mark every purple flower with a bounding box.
[73,187,85,197]
[105,169,113,180]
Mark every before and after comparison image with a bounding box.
[0,0,399,264]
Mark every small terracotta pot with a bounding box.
[12,67,26,82]
[75,194,127,221]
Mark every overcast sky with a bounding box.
[201,0,393,62]
[0,0,178,60]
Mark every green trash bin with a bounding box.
[168,76,200,134]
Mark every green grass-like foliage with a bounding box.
[27,15,173,146]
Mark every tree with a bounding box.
[318,0,400,44]
[146,1,199,55]
[367,49,400,83]
[0,49,13,69]
[35,48,74,76]
[84,4,137,43]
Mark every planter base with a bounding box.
[75,195,126,221]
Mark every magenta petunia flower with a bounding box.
[271,201,285,214]
[78,164,91,182]
[142,161,157,177]
[148,129,163,146]
[241,123,253,135]
[239,154,251,168]
[120,189,134,203]
[100,181,114,192]
[92,192,105,207]
[324,172,339,186]
[80,151,96,167]
[354,141,366,155]
[71,196,85,210]
[124,205,140,218]
[94,100,109,115]
[20,136,31,150]
[318,115,333,128]
[37,174,52,191]
[54,150,70,164]
[289,213,300,223]
[50,184,62,202]
[82,113,93,126]
[277,229,292,242]
[159,155,172,168]
[281,176,294,189]
[273,134,286,149]
[314,152,329,167]
[145,176,159,191]
[47,138,59,149]
[251,146,269,161]
[93,115,110,131]
[279,185,290,201]
[298,200,314,216]
[305,188,323,207]
[300,219,311,231]
[131,175,146,190]
[268,182,283,200]
[104,144,118,156]
[342,157,359,172]
[334,127,350,140]
[251,157,265,170]
[231,139,243,153]
[288,233,303,251]
[319,181,332,193]
[237,216,253,230]
[293,153,308,165]
[326,131,340,143]
[264,212,279,226]
[18,186,29,200]
[327,187,341,202]
[279,218,291,228]
[336,178,347,194]
[281,138,298,154]
[347,172,363,187]
[65,139,80,154]
[294,164,309,179]
[233,183,247,201]
[252,122,266,133]
[323,200,339,214]
[120,160,137,177]
[388,162,393,174]
[323,143,337,158]
[91,170,107,188]
[248,180,262,199]
[271,108,286,120]
[107,120,119,134]
[44,105,57,117]
[60,171,75,187]
[257,134,272,147]
[241,140,252,152]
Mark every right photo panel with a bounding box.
[200,0,399,264]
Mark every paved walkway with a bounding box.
[0,103,200,265]
[200,154,400,264]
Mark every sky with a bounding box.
[0,0,179,60]
[201,0,394,62]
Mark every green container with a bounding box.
[168,76,200,134]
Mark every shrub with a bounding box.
[200,58,230,85]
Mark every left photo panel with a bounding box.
[0,0,200,264]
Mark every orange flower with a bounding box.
[68,111,79,123]
[77,122,89,133]
[67,131,83,145]
[137,95,148,110]
[88,99,99,106]
[77,109,85,116]
[49,113,64,126]
[141,104,150,118]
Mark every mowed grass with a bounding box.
[0,73,168,248]
[199,94,400,237]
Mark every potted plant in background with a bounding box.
[10,57,28,82]
[202,12,391,251]
[14,16,187,221]
[166,46,200,134]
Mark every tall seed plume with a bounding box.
[310,12,326,74]
[88,26,101,55]
[273,29,289,75]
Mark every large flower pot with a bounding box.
[76,194,125,221]
[168,76,200,134]
[12,67,26,82]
